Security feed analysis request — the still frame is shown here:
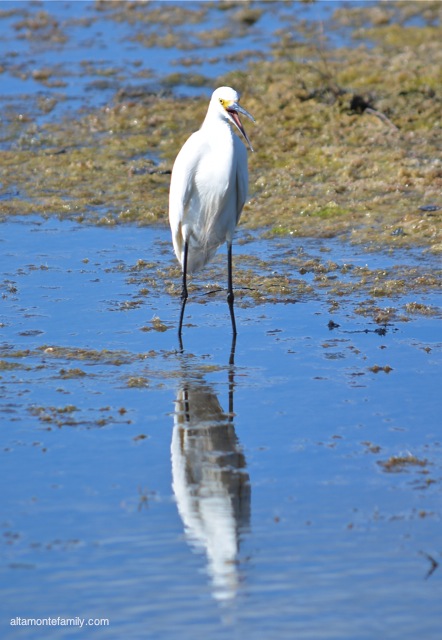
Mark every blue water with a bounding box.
[0,0,360,124]
[1,218,441,639]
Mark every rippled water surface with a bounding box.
[1,218,441,639]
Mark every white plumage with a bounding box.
[169,86,255,339]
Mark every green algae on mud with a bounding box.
[123,240,441,325]
[236,20,442,251]
[0,345,164,369]
[28,403,132,430]
[378,454,429,473]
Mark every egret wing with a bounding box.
[169,132,206,264]
[234,139,249,224]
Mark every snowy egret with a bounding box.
[169,86,255,341]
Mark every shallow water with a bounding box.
[0,0,356,127]
[1,218,441,639]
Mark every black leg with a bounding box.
[178,241,189,347]
[228,333,236,419]
[227,242,237,336]
[229,332,237,367]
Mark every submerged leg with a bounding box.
[227,242,237,336]
[178,241,189,345]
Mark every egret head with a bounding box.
[211,86,255,152]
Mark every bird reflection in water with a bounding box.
[171,338,250,601]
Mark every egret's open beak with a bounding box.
[226,103,255,152]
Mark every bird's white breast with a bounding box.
[183,123,238,258]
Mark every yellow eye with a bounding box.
[219,98,225,106]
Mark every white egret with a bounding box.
[169,86,255,341]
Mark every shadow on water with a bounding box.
[171,336,251,602]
